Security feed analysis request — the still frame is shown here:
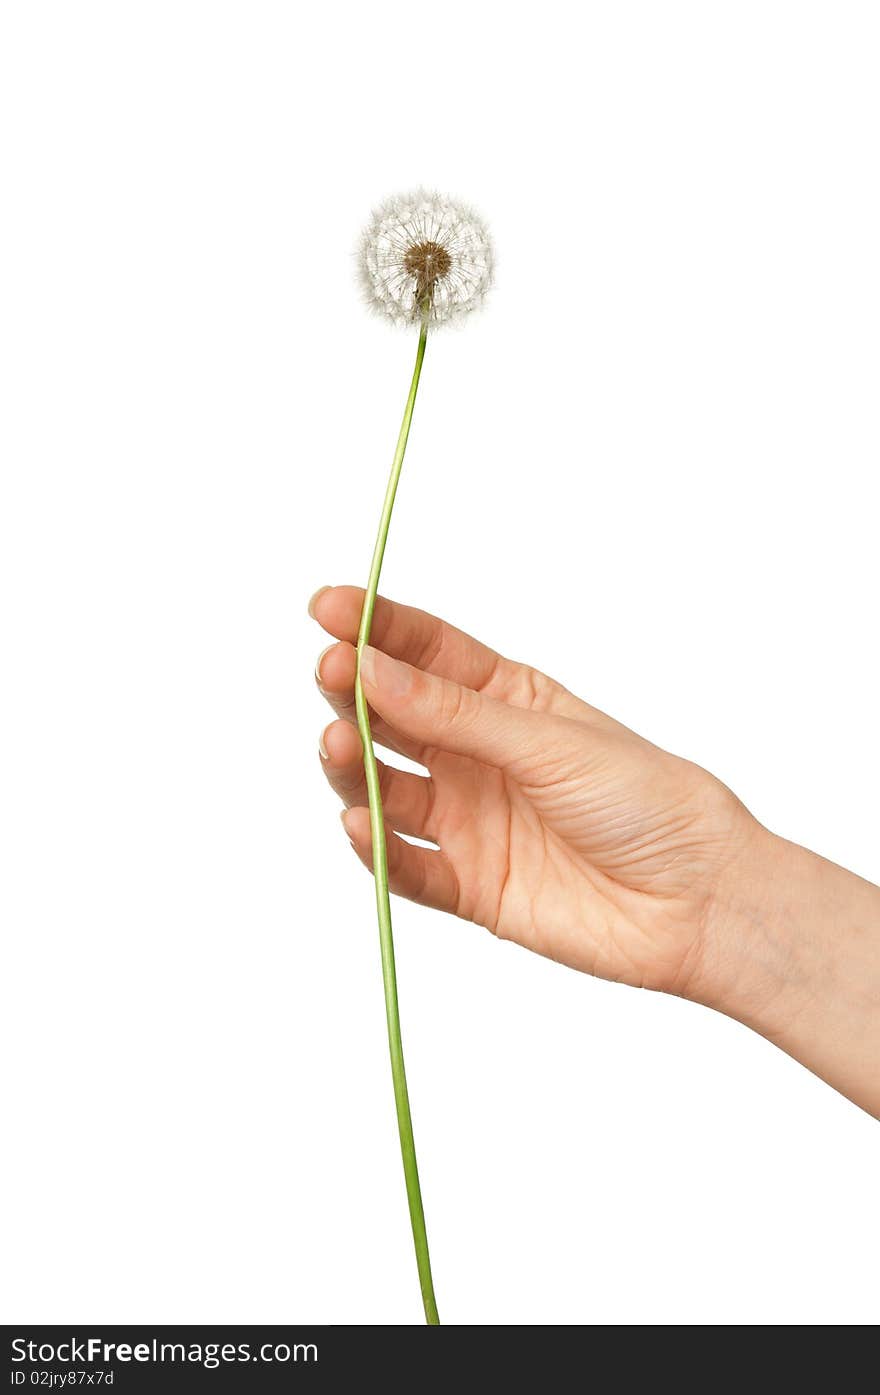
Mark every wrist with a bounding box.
[692,816,880,1116]
[692,819,799,1025]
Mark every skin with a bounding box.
[311,585,880,1119]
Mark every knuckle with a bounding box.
[437,678,475,731]
[516,665,556,712]
[377,763,393,801]
[417,617,447,673]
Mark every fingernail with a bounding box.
[319,726,330,760]
[308,586,331,619]
[315,644,335,688]
[360,645,412,698]
[340,808,354,836]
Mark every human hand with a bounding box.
[312,585,880,1115]
[310,585,758,999]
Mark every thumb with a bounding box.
[358,644,563,769]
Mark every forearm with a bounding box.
[699,824,880,1118]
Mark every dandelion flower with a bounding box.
[350,191,493,1324]
[359,188,494,327]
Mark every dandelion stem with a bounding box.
[355,311,439,1326]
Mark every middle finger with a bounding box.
[316,640,426,763]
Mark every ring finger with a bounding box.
[319,718,437,842]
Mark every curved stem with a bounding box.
[355,312,439,1325]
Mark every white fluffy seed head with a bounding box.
[359,189,494,329]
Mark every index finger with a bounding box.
[309,585,503,692]
[308,584,627,734]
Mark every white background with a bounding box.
[1,2,878,1326]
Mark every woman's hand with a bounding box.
[310,584,756,999]
[311,585,880,1118]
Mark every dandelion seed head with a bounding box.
[359,189,494,328]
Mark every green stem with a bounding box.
[355,311,439,1326]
